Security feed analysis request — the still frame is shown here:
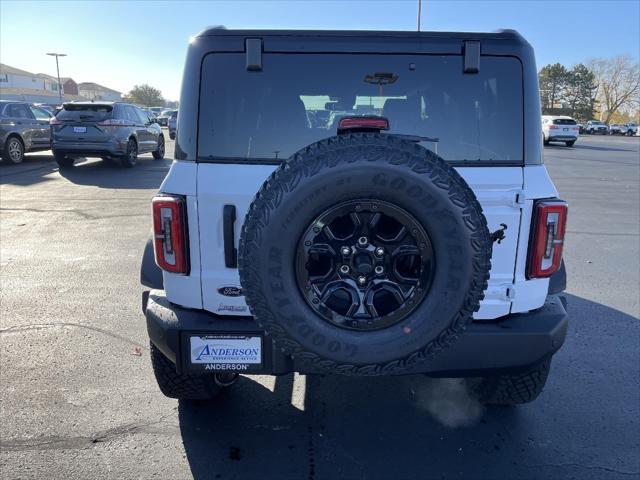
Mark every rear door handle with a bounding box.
[223,205,237,268]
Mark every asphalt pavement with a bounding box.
[1,133,638,480]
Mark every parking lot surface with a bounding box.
[1,134,639,479]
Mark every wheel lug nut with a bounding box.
[357,275,367,285]
[375,266,384,275]
[358,236,368,247]
[375,247,385,257]
[340,265,350,274]
[341,246,351,256]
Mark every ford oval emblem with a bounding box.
[218,286,243,297]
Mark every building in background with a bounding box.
[1,63,122,105]
[77,82,122,102]
[36,73,79,95]
[1,63,85,104]
[0,63,42,89]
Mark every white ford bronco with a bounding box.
[141,28,568,405]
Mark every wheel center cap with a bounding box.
[353,253,374,274]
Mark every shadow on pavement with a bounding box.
[177,294,639,480]
[573,144,637,152]
[0,153,58,186]
[57,156,172,190]
[1,153,171,189]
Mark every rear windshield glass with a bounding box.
[553,119,577,125]
[57,104,113,122]
[198,54,523,163]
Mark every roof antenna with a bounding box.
[417,0,422,32]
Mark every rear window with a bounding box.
[57,104,113,122]
[198,53,523,163]
[553,119,577,125]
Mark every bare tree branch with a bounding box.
[588,55,640,123]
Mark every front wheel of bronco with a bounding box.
[466,359,552,405]
[150,343,223,400]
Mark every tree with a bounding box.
[588,55,640,124]
[565,63,598,122]
[539,63,568,112]
[123,84,165,107]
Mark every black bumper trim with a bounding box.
[145,291,568,377]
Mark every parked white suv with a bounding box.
[140,29,569,406]
[621,123,638,136]
[542,115,579,147]
[586,120,608,135]
[608,124,623,135]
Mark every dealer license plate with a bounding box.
[189,335,262,368]
[73,126,87,133]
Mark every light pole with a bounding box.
[46,52,67,103]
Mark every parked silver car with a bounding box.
[51,102,165,168]
[157,109,175,127]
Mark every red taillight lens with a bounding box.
[527,200,568,279]
[152,195,189,274]
[549,124,559,129]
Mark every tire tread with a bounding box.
[149,343,221,400]
[239,134,492,375]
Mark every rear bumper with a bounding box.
[51,140,125,157]
[548,135,578,141]
[144,291,569,377]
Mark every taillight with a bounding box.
[549,124,559,129]
[338,116,390,133]
[152,195,189,274]
[527,200,568,279]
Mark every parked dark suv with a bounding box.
[51,102,165,168]
[0,100,52,164]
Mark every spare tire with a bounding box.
[239,134,491,375]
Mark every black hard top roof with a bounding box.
[195,27,526,43]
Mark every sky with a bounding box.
[1,0,638,101]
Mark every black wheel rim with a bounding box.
[296,199,435,331]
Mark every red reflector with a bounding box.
[152,195,188,274]
[338,116,389,131]
[549,124,559,129]
[527,200,568,279]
